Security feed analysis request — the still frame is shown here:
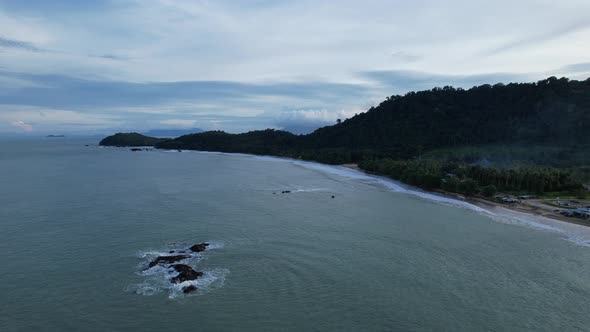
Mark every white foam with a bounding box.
[129,242,226,298]
[288,160,489,213]
[206,241,225,250]
[168,268,229,299]
[150,150,590,247]
[126,282,161,296]
[289,187,328,193]
[136,249,179,258]
[249,154,590,248]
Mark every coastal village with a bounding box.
[491,194,590,222]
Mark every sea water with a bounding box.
[1,138,590,331]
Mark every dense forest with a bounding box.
[302,76,590,155]
[358,159,587,197]
[101,76,590,197]
[99,132,169,147]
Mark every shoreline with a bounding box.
[340,163,590,228]
[107,144,590,233]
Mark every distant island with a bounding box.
[99,132,168,147]
[100,76,590,220]
[46,135,65,138]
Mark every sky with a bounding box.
[1,0,590,135]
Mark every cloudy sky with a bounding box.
[1,0,589,135]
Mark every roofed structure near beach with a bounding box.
[560,208,590,220]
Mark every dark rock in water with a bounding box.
[173,270,203,283]
[146,254,190,269]
[182,285,197,293]
[169,250,175,253]
[282,190,291,194]
[170,264,195,273]
[170,264,204,283]
[130,148,142,151]
[189,243,209,252]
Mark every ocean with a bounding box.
[1,138,590,331]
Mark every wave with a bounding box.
[168,268,229,299]
[128,242,227,299]
[253,155,590,248]
[154,150,590,248]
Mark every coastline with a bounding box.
[107,145,590,243]
[340,163,590,229]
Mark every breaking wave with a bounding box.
[127,242,227,299]
[253,155,590,248]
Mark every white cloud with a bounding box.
[271,108,361,133]
[0,12,54,45]
[10,120,32,132]
[2,0,590,82]
[275,109,359,124]
[159,119,197,127]
[0,0,589,134]
[0,105,121,133]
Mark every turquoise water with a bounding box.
[1,138,590,331]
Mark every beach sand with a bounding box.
[341,163,590,229]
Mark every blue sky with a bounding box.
[1,0,589,135]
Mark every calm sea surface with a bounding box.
[1,138,590,331]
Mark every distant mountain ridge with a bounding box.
[142,128,203,137]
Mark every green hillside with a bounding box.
[102,76,590,196]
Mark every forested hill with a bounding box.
[300,76,590,154]
[151,76,590,161]
[102,76,589,163]
[156,129,298,156]
[99,132,169,147]
[101,77,590,196]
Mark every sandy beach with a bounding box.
[340,163,590,228]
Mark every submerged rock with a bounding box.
[182,285,197,293]
[146,254,190,269]
[189,243,209,253]
[170,264,204,283]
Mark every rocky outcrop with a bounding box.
[182,285,197,293]
[189,243,209,252]
[141,243,213,295]
[146,254,190,269]
[170,264,204,283]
